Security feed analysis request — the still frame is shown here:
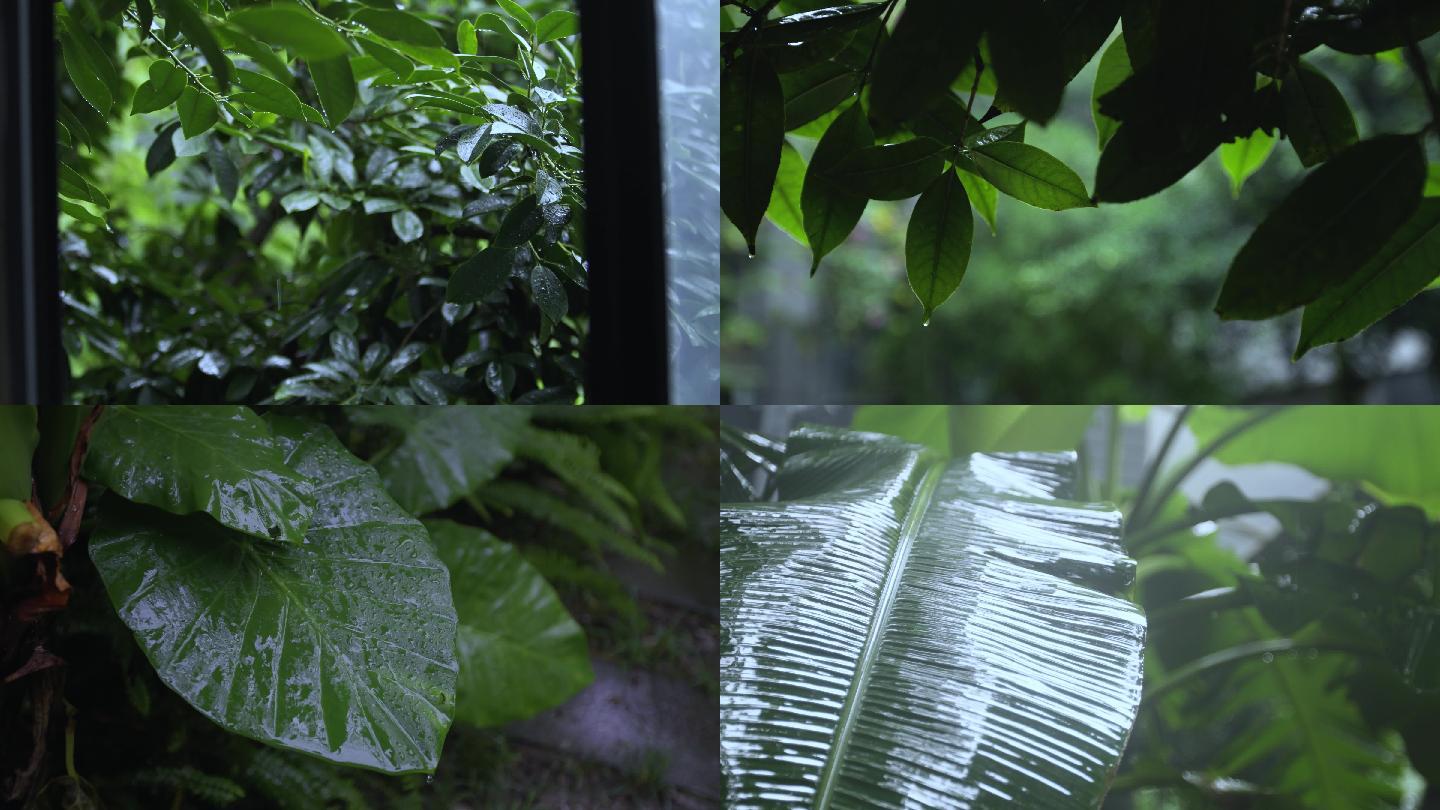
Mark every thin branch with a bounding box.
[722,0,784,66]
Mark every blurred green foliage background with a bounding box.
[722,43,1440,404]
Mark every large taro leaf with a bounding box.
[1191,406,1440,517]
[351,406,530,515]
[89,417,459,774]
[425,519,592,727]
[84,406,316,544]
[721,426,1146,808]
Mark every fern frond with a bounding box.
[513,425,638,530]
[473,481,663,570]
[241,748,367,810]
[127,766,245,806]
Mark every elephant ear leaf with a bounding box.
[88,417,459,774]
[83,406,316,544]
[349,406,530,515]
[721,426,1146,808]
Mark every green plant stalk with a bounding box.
[0,498,36,541]
[1142,637,1375,703]
[1128,406,1285,533]
[1127,503,1270,552]
[1102,404,1121,501]
[1127,405,1193,528]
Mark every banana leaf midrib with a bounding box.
[722,428,1146,809]
[812,458,945,809]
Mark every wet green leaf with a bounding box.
[351,407,529,515]
[869,0,981,129]
[61,31,113,115]
[448,247,515,304]
[829,137,948,201]
[969,141,1092,211]
[155,0,231,89]
[232,68,307,120]
[130,60,185,115]
[534,10,579,43]
[781,61,856,132]
[392,210,423,243]
[754,4,888,45]
[801,102,871,273]
[496,0,534,34]
[765,140,808,246]
[956,167,1000,235]
[177,86,218,138]
[426,520,592,727]
[89,417,458,774]
[905,171,972,323]
[1091,35,1130,149]
[352,8,458,69]
[84,406,317,544]
[1216,135,1425,320]
[1192,406,1440,516]
[722,427,1145,808]
[1219,128,1276,198]
[229,6,349,60]
[1281,61,1357,168]
[457,19,478,55]
[530,265,568,322]
[988,0,1065,123]
[310,55,357,127]
[1297,199,1440,357]
[721,50,785,255]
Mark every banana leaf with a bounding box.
[721,426,1146,808]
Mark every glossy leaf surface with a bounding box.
[1218,128,1276,198]
[155,0,230,89]
[1191,406,1440,516]
[988,0,1065,123]
[802,102,872,274]
[426,519,593,727]
[228,7,349,60]
[1280,61,1357,168]
[1297,199,1440,357]
[89,417,459,773]
[905,171,973,323]
[1091,35,1130,149]
[1216,135,1425,320]
[869,0,980,129]
[721,427,1146,809]
[722,51,786,255]
[969,141,1092,211]
[83,406,316,544]
[351,406,529,515]
[829,137,948,201]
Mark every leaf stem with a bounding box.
[855,0,900,95]
[1127,405,1192,527]
[721,0,784,67]
[1102,404,1121,501]
[1142,638,1374,703]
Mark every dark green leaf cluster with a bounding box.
[59,0,586,404]
[2,405,710,799]
[721,0,1440,351]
